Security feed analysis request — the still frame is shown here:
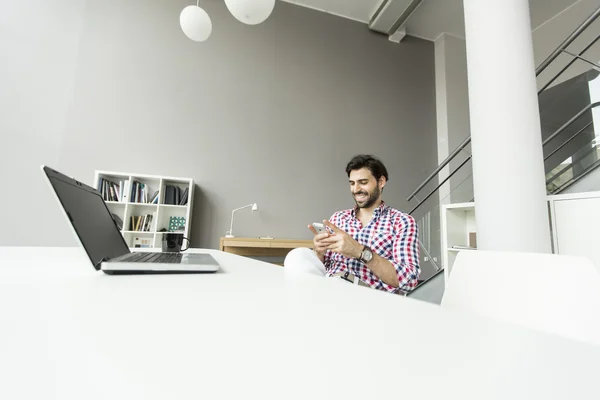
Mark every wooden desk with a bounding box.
[219,237,313,262]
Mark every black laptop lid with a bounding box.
[43,166,130,270]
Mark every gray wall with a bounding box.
[0,0,438,250]
[0,0,87,246]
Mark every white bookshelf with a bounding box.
[441,202,476,284]
[94,170,194,250]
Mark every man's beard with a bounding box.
[354,186,380,209]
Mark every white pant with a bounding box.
[285,248,405,295]
[284,247,365,286]
[284,248,327,277]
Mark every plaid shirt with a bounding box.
[323,201,420,293]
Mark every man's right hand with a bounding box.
[308,224,330,262]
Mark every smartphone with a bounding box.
[312,222,327,234]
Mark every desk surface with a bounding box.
[219,236,313,250]
[220,237,313,246]
[219,237,313,262]
[0,247,599,400]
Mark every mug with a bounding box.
[161,233,190,253]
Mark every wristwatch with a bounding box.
[358,246,373,264]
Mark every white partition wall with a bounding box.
[549,191,600,273]
[442,192,600,278]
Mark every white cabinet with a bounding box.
[442,192,600,282]
[93,170,194,249]
[441,202,477,283]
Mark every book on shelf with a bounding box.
[133,236,153,248]
[130,181,158,204]
[179,187,189,205]
[97,177,128,202]
[168,216,186,232]
[129,213,155,232]
[164,185,175,205]
[163,184,189,205]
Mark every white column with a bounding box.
[463,0,552,253]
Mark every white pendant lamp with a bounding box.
[224,0,276,25]
[180,3,212,42]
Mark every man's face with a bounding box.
[349,168,384,209]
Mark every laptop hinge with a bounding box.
[95,257,109,269]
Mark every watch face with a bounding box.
[362,248,373,262]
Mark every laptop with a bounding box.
[42,166,220,275]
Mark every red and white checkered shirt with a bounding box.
[323,201,420,293]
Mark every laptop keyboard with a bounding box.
[121,252,183,264]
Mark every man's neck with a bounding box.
[356,199,383,221]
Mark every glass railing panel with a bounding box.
[547,132,600,193]
[540,57,600,183]
[543,106,595,176]
[414,159,474,275]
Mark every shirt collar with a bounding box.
[352,201,387,218]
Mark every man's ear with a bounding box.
[379,176,386,190]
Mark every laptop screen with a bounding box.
[44,167,130,269]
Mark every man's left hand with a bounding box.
[322,220,363,259]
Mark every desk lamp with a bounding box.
[225,203,258,238]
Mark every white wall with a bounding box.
[0,0,87,246]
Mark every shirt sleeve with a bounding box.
[322,212,341,272]
[384,214,420,293]
[323,249,333,271]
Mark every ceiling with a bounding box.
[281,0,585,41]
[281,0,381,23]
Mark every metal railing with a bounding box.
[406,135,471,202]
[408,102,599,214]
[546,140,599,190]
[407,5,600,215]
[538,34,600,94]
[551,152,600,194]
[535,6,600,77]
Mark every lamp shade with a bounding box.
[224,0,276,25]
[180,5,212,42]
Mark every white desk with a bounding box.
[0,247,599,400]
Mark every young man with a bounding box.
[284,154,420,294]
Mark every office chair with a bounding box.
[441,250,600,346]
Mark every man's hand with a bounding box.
[308,224,331,262]
[321,220,363,259]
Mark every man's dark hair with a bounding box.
[345,154,389,181]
